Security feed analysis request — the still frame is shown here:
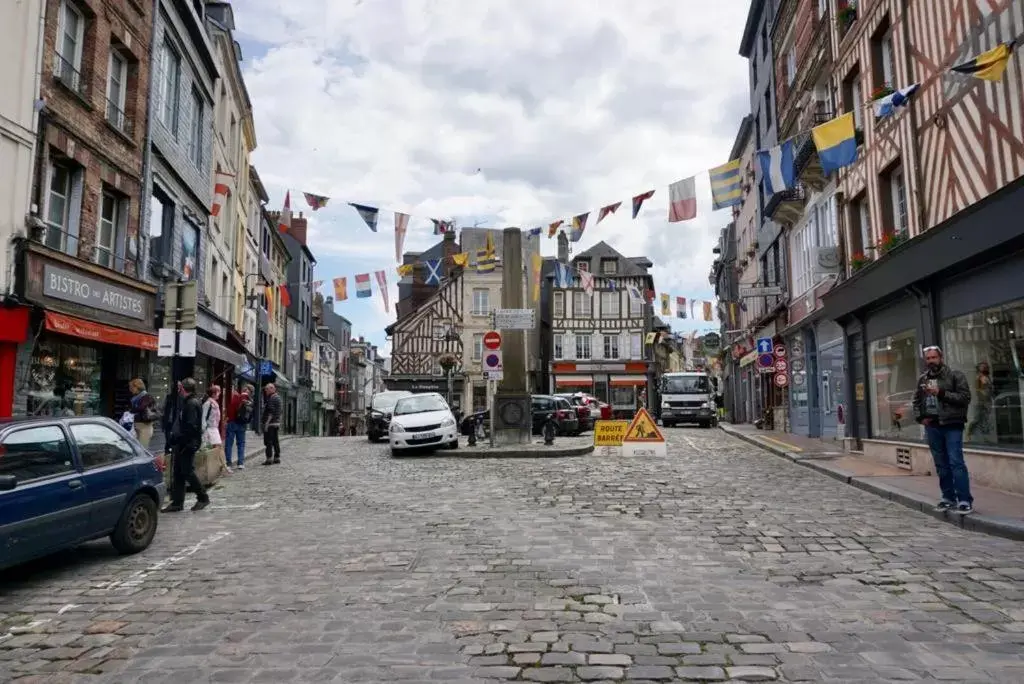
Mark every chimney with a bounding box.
[557,230,569,262]
[291,211,308,245]
[441,229,458,279]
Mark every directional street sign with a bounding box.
[483,330,502,350]
[774,358,789,373]
[756,337,774,354]
[757,353,775,369]
[494,308,536,330]
[774,373,789,388]
[774,344,787,358]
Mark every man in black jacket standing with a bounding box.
[913,346,973,514]
[163,377,211,512]
[262,383,283,465]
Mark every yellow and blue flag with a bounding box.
[811,112,858,174]
[708,160,742,210]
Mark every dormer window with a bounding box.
[600,258,617,275]
[576,260,590,272]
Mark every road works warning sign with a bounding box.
[621,408,667,456]
[622,408,665,442]
[594,420,629,446]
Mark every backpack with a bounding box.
[235,397,253,424]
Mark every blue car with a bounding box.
[0,416,166,571]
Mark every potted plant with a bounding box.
[849,251,869,271]
[837,0,857,30]
[438,353,459,372]
[876,230,909,255]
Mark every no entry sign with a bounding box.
[483,330,502,350]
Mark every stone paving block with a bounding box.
[626,664,676,679]
[521,666,576,682]
[725,665,779,680]
[576,665,625,680]
[674,664,728,680]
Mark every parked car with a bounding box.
[389,393,460,456]
[554,393,607,432]
[578,393,612,421]
[0,417,165,571]
[459,395,579,436]
[367,390,413,441]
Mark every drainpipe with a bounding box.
[900,0,928,235]
[138,0,160,281]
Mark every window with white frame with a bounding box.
[188,88,203,167]
[601,259,617,275]
[575,334,591,360]
[790,192,837,295]
[850,76,863,131]
[576,260,589,272]
[473,333,483,360]
[472,288,490,316]
[96,191,125,270]
[630,333,642,359]
[880,30,895,86]
[57,1,84,80]
[603,335,619,359]
[600,291,619,318]
[158,39,181,133]
[889,165,908,233]
[573,291,592,317]
[553,291,565,317]
[106,50,128,132]
[553,334,563,359]
[45,161,81,255]
[629,291,643,317]
[786,46,797,85]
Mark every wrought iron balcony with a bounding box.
[53,52,88,99]
[762,183,807,226]
[105,98,133,136]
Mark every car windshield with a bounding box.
[662,375,710,394]
[394,395,449,415]
[372,392,409,411]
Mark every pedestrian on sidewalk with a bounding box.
[913,345,974,515]
[128,378,157,448]
[262,383,282,465]
[224,384,253,470]
[163,378,211,512]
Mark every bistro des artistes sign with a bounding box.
[42,263,147,320]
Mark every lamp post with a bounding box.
[243,272,266,434]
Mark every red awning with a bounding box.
[610,376,647,387]
[554,375,593,386]
[45,312,158,351]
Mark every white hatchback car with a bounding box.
[389,392,459,455]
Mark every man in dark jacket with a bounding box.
[913,346,973,514]
[163,377,211,512]
[262,383,283,465]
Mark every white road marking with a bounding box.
[211,502,265,510]
[57,604,80,615]
[94,531,231,592]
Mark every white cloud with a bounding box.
[237,0,750,344]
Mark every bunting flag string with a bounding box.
[303,192,329,211]
[394,212,409,263]
[374,270,389,312]
[350,203,379,233]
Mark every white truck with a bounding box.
[660,371,718,428]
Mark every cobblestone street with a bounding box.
[3,428,1024,683]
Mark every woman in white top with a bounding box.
[202,385,223,450]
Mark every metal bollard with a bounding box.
[468,416,477,446]
[543,417,556,445]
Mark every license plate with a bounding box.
[415,431,437,439]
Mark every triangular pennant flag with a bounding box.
[596,202,621,224]
[333,277,347,301]
[951,41,1015,82]
[374,270,389,313]
[279,284,292,308]
[548,219,564,238]
[424,259,442,285]
[349,203,379,232]
[569,212,589,242]
[394,212,409,263]
[631,190,655,219]
[212,171,232,217]
[278,191,292,233]
[354,273,372,298]
[303,192,329,211]
[668,176,697,222]
[676,296,687,319]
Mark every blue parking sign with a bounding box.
[756,337,774,354]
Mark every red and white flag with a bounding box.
[278,191,292,233]
[211,172,232,217]
[580,270,595,296]
[375,270,389,313]
[668,176,697,222]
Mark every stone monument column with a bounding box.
[492,227,532,445]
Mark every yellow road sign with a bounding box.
[594,420,629,446]
[622,408,665,443]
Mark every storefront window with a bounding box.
[942,300,1024,450]
[867,328,919,439]
[610,385,635,407]
[27,338,103,416]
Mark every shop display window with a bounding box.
[27,340,103,417]
[941,300,1024,450]
[867,328,919,439]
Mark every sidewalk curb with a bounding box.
[720,424,1024,543]
[395,444,595,459]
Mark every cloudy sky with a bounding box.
[233,0,751,353]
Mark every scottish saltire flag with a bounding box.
[424,259,442,284]
[758,139,796,195]
[355,273,372,297]
[708,159,742,209]
[349,203,379,232]
[555,262,573,288]
[873,84,919,118]
[812,112,858,174]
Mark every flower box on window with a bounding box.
[849,251,869,272]
[876,230,909,255]
[870,83,895,101]
[837,0,857,32]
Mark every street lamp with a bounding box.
[243,272,267,433]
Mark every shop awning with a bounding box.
[271,368,293,389]
[609,375,648,387]
[554,375,593,386]
[44,311,156,351]
[196,335,247,367]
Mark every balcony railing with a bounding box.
[105,98,133,136]
[34,223,132,275]
[53,52,88,99]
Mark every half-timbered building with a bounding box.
[822,0,1024,492]
[547,235,655,417]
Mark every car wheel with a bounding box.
[447,440,459,450]
[110,493,158,555]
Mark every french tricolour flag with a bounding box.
[355,273,372,298]
[758,139,796,195]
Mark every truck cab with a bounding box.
[660,371,718,428]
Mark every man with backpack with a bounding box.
[224,384,254,470]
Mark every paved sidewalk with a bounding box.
[721,422,1024,542]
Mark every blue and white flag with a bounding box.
[555,262,573,288]
[758,139,796,195]
[873,83,919,119]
